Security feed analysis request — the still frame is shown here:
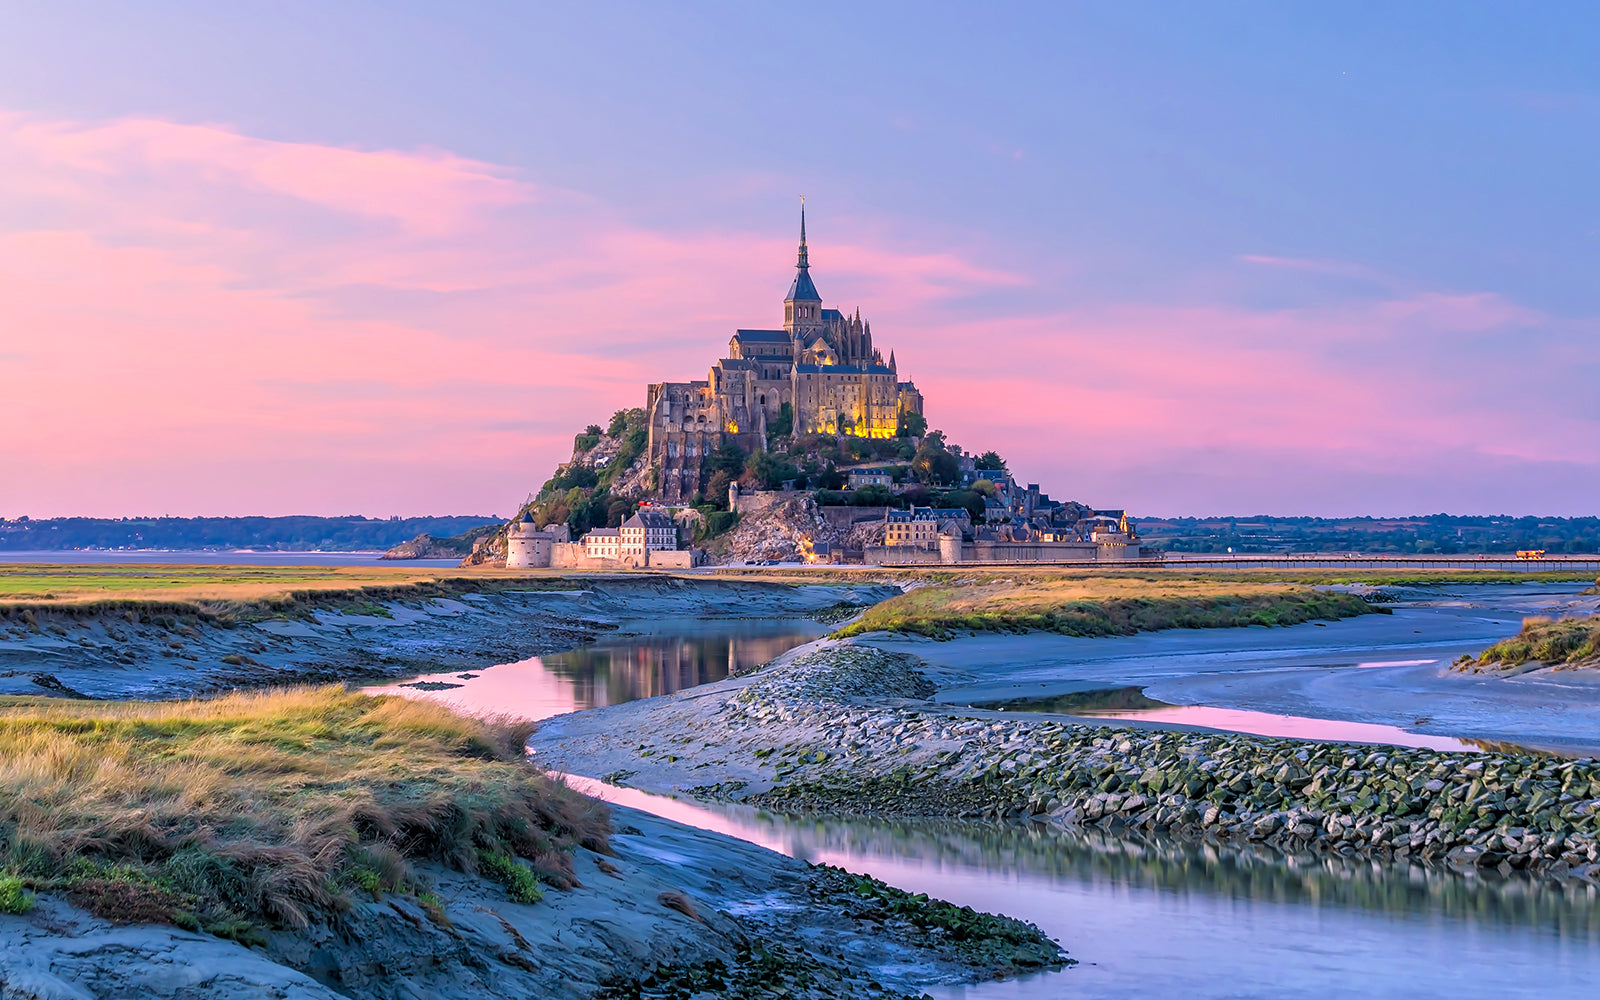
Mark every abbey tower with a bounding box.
[646,207,924,502]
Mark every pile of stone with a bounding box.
[711,646,1600,882]
[719,494,846,564]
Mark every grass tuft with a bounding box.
[0,686,606,929]
[1457,614,1600,670]
[0,874,33,914]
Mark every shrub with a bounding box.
[0,875,33,915]
[477,850,544,904]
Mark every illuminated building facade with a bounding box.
[648,207,924,501]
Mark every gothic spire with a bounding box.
[797,198,809,271]
[785,197,821,303]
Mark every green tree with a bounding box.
[897,411,927,438]
[818,463,845,490]
[911,431,959,485]
[943,489,986,524]
[745,451,801,490]
[977,450,1007,471]
[705,470,734,509]
[707,441,747,477]
[607,410,629,436]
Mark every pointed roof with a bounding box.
[785,201,821,302]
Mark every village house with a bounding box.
[884,507,973,549]
[581,527,622,560]
[846,467,895,488]
[620,509,678,557]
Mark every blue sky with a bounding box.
[2,3,1596,516]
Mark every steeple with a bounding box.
[797,200,810,271]
[784,197,821,333]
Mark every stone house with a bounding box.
[620,509,678,557]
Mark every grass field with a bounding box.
[1457,615,1600,670]
[0,687,608,933]
[0,564,624,623]
[832,575,1381,639]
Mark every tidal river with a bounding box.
[379,589,1600,999]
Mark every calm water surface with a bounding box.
[370,618,826,719]
[387,618,1597,998]
[569,776,1598,1000]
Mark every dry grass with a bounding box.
[833,575,1379,639]
[1458,615,1600,670]
[0,687,608,933]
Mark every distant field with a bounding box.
[0,563,588,608]
[712,565,1598,587]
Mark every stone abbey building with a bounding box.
[647,209,924,501]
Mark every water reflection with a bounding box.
[986,688,1482,752]
[370,618,824,721]
[568,776,1600,1000]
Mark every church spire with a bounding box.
[785,196,820,308]
[797,197,809,271]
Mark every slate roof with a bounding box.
[786,268,821,302]
[734,329,790,342]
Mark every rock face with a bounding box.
[718,493,847,564]
[0,805,1059,1000]
[379,531,483,560]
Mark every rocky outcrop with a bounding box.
[724,649,1600,880]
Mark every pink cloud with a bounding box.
[0,109,1596,518]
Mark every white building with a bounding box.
[620,509,678,557]
[581,527,621,559]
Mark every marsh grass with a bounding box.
[0,564,601,613]
[1459,615,1600,670]
[833,577,1379,639]
[0,687,607,932]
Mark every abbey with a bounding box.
[647,208,924,502]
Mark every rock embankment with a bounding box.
[699,646,1600,882]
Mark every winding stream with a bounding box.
[565,775,1598,999]
[378,585,1600,998]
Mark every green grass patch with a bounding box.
[1457,615,1600,670]
[834,579,1381,639]
[0,874,33,914]
[0,687,606,931]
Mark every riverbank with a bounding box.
[0,575,899,700]
[833,575,1381,638]
[529,639,1600,883]
[0,687,1062,999]
[1455,613,1600,672]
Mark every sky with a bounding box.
[1,2,1597,518]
